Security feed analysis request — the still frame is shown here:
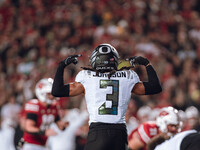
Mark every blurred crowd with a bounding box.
[0,0,200,149]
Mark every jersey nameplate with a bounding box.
[25,104,39,112]
[93,72,126,78]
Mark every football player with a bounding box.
[51,43,162,150]
[22,78,59,150]
[128,106,181,150]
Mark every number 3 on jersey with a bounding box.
[98,80,119,115]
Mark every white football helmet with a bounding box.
[35,78,54,104]
[156,106,181,134]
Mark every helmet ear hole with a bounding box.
[89,43,119,72]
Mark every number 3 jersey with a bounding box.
[75,70,140,124]
[23,99,59,145]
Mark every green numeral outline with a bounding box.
[98,80,119,115]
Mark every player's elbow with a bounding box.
[143,82,162,95]
[51,89,58,97]
[51,89,59,97]
[155,84,162,94]
[159,85,162,93]
[150,84,162,95]
[51,84,70,97]
[51,88,64,97]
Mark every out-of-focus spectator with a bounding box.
[148,108,161,121]
[0,117,16,150]
[178,110,187,131]
[125,99,139,135]
[14,110,26,150]
[184,106,200,131]
[1,94,21,128]
[47,109,89,150]
[137,105,152,123]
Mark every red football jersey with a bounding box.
[23,99,59,145]
[129,121,159,150]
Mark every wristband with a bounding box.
[27,129,45,135]
[39,129,45,135]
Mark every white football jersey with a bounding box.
[75,70,140,124]
[154,130,197,150]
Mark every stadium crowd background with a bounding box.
[0,0,200,149]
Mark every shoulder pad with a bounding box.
[28,99,39,104]
[25,99,40,112]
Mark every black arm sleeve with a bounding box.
[26,130,45,136]
[27,113,38,122]
[142,65,162,95]
[51,62,70,97]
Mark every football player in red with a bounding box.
[128,106,181,150]
[22,78,59,150]
[51,43,162,150]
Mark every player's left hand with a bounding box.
[128,56,150,67]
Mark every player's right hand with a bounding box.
[61,54,82,67]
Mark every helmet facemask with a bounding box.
[89,44,119,73]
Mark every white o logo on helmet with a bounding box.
[99,46,111,54]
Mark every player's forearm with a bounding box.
[52,55,81,97]
[25,124,45,135]
[26,130,45,135]
[143,65,162,95]
[128,132,145,150]
[26,126,40,133]
[51,62,70,97]
[147,134,166,150]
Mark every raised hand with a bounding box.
[61,54,82,67]
[128,56,150,67]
